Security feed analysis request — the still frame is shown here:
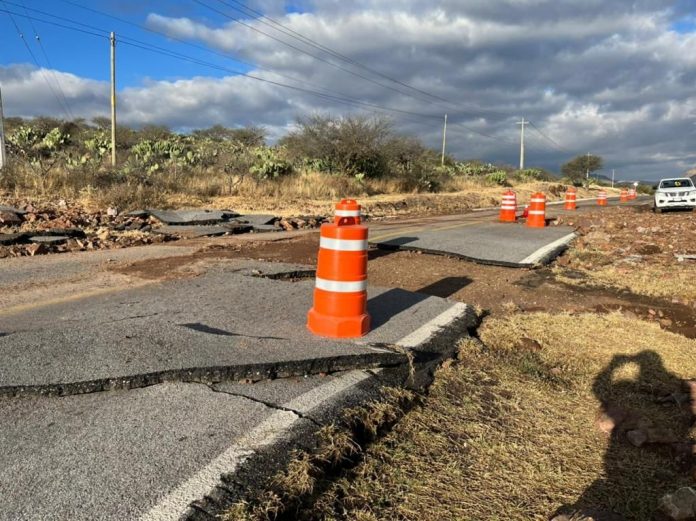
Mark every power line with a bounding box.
[193,0,449,105]
[0,0,72,119]
[18,0,74,119]
[528,120,571,154]
[0,5,526,150]
[212,0,452,106]
[48,0,356,100]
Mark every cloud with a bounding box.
[2,0,696,180]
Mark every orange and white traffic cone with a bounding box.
[499,190,517,223]
[334,198,362,225]
[526,192,546,228]
[564,187,577,211]
[620,189,629,203]
[307,200,370,338]
[597,190,608,206]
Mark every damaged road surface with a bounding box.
[0,259,476,521]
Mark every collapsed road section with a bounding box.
[0,259,476,521]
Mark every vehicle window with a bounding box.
[660,179,694,189]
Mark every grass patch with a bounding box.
[237,313,696,521]
[555,263,696,302]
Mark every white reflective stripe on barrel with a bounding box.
[502,195,516,200]
[501,205,517,210]
[315,277,367,293]
[528,210,545,215]
[335,209,361,217]
[530,198,546,203]
[319,237,368,251]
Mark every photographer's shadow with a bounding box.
[554,350,694,521]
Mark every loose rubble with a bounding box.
[0,199,326,258]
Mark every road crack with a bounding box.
[204,383,322,427]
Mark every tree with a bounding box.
[280,114,393,177]
[561,154,603,182]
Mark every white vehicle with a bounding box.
[653,177,696,213]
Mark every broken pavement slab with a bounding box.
[29,235,70,245]
[0,261,474,394]
[0,371,384,521]
[146,209,240,225]
[152,223,254,238]
[0,260,474,520]
[370,221,577,267]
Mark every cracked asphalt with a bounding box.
[0,252,474,520]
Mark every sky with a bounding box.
[1,0,695,181]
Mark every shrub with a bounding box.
[486,170,508,186]
[249,147,293,179]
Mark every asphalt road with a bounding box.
[0,257,474,520]
[0,197,645,520]
[368,197,649,266]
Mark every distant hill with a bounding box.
[687,168,696,180]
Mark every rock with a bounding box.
[97,229,111,241]
[660,318,674,328]
[25,243,48,256]
[660,487,696,520]
[106,207,119,217]
[0,211,21,225]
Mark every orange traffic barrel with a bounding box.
[526,192,546,228]
[499,190,517,222]
[620,189,629,202]
[564,187,577,211]
[628,188,637,200]
[334,198,361,225]
[307,214,370,338]
[597,190,608,206]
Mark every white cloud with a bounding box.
[1,0,696,180]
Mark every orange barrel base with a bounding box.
[597,191,608,206]
[620,190,629,202]
[307,292,370,338]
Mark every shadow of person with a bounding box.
[554,350,694,521]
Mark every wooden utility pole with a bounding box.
[611,168,615,188]
[517,119,528,170]
[441,113,447,166]
[0,86,6,171]
[110,32,117,168]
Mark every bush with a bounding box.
[486,170,508,186]
[249,147,293,179]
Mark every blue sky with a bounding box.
[0,0,254,86]
[0,0,695,181]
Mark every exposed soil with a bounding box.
[112,229,696,339]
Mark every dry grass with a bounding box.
[248,313,696,521]
[184,177,604,218]
[556,263,696,302]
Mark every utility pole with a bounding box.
[0,86,6,171]
[441,113,447,166]
[110,32,117,168]
[611,169,615,189]
[517,118,528,170]
[586,152,591,181]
